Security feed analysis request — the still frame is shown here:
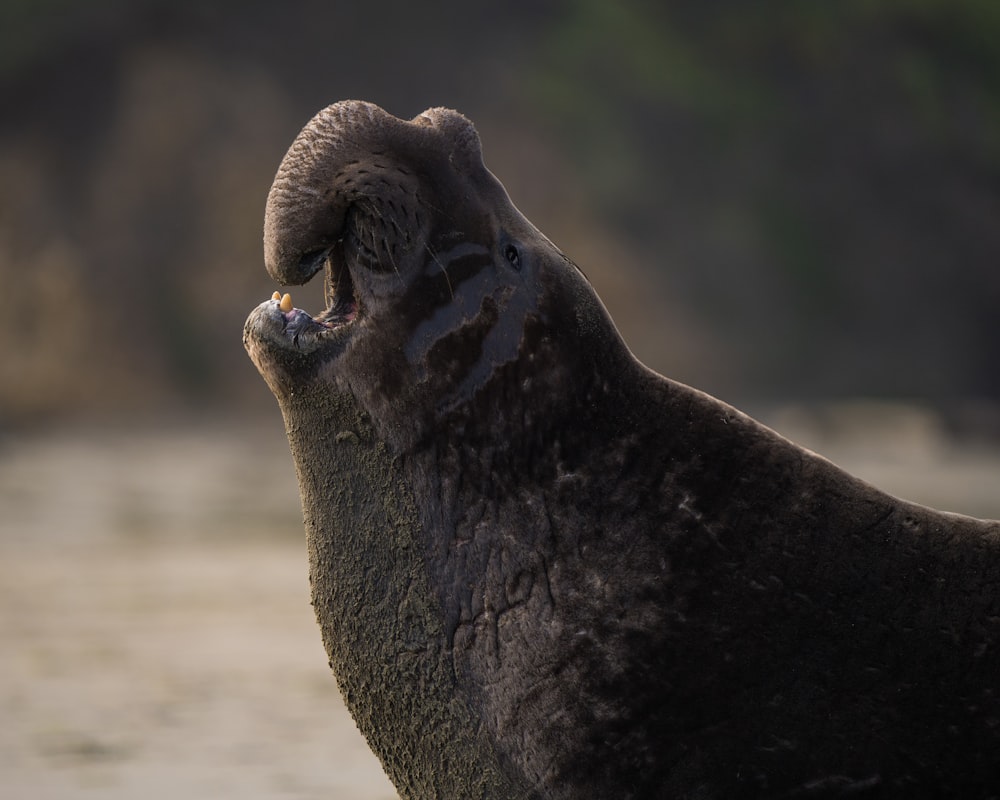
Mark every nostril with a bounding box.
[298,248,330,280]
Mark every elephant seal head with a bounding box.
[246,100,622,453]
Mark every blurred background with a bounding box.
[2,1,998,798]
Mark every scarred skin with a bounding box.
[244,101,1000,799]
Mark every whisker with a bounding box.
[424,243,454,300]
[373,219,400,277]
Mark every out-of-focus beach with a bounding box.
[2,410,998,799]
[0,420,397,800]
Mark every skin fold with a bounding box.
[244,101,1000,799]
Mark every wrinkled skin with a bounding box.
[244,101,1000,799]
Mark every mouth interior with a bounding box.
[269,249,359,347]
[317,251,358,326]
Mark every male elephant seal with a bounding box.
[244,101,1000,799]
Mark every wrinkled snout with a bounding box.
[263,100,485,287]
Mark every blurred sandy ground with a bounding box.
[0,419,397,799]
[2,409,1000,799]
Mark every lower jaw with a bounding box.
[273,288,358,327]
[244,297,333,362]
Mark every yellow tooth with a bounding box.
[279,293,293,313]
[271,291,281,301]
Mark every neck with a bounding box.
[278,386,534,799]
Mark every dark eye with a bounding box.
[504,244,521,271]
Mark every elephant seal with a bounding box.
[244,101,1000,799]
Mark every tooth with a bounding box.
[271,291,281,301]
[279,293,293,313]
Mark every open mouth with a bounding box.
[267,248,359,347]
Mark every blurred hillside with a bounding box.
[1,0,998,426]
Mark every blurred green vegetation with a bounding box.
[533,0,1000,198]
[1,0,998,424]
[530,0,1000,400]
